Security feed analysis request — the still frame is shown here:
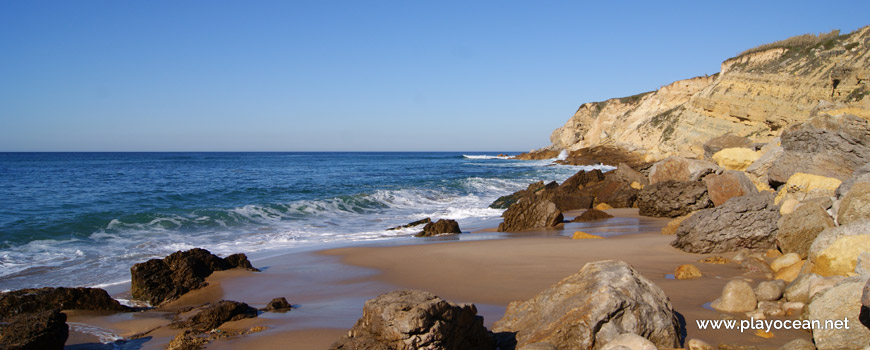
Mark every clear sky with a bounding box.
[1,1,868,152]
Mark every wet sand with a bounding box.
[65,209,811,349]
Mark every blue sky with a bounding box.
[1,1,868,152]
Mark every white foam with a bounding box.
[462,154,510,159]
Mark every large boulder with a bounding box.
[776,203,835,259]
[492,260,682,350]
[637,180,712,218]
[671,192,780,254]
[768,114,870,184]
[498,197,563,232]
[774,172,841,206]
[582,180,638,208]
[704,134,753,159]
[417,219,461,237]
[0,287,130,318]
[710,280,757,313]
[809,220,870,277]
[131,248,258,306]
[838,182,870,225]
[170,300,258,332]
[806,278,870,350]
[490,181,547,209]
[836,164,870,198]
[711,148,761,171]
[0,309,68,350]
[702,170,758,207]
[558,169,605,194]
[746,142,783,188]
[611,163,648,186]
[648,157,718,184]
[330,290,493,350]
[572,209,613,222]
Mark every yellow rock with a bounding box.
[779,198,799,215]
[774,173,842,205]
[770,253,800,272]
[572,231,603,239]
[773,260,804,282]
[712,148,761,171]
[674,264,702,279]
[765,249,783,259]
[810,234,870,276]
[754,329,774,339]
[594,203,613,210]
[629,181,644,190]
[698,256,729,264]
[661,212,694,235]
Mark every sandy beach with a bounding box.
[59,208,813,349]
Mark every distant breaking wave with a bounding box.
[462,154,511,159]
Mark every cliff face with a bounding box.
[549,26,870,161]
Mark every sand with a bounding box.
[64,209,811,349]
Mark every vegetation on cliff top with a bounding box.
[737,29,841,57]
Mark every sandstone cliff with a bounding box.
[547,26,870,161]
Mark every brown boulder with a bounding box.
[587,180,638,208]
[498,197,563,232]
[637,180,712,218]
[490,182,547,209]
[0,309,68,350]
[262,297,292,312]
[130,248,258,306]
[417,219,462,237]
[558,169,605,193]
[838,182,870,225]
[171,300,258,332]
[671,192,780,253]
[387,217,431,231]
[611,163,649,186]
[702,170,758,207]
[330,290,493,350]
[493,260,682,350]
[0,287,130,318]
[572,209,613,222]
[775,203,834,259]
[648,156,718,184]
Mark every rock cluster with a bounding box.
[0,287,130,318]
[170,300,258,332]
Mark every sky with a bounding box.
[1,1,869,152]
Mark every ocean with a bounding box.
[0,152,611,291]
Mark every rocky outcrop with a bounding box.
[547,27,870,161]
[171,300,258,332]
[490,182,547,209]
[492,260,681,350]
[498,196,563,232]
[0,309,68,350]
[702,170,758,206]
[330,290,493,350]
[637,180,712,217]
[838,181,870,225]
[417,219,461,237]
[131,248,258,306]
[809,220,870,276]
[776,202,835,258]
[0,287,130,318]
[572,208,613,222]
[671,192,780,253]
[806,278,870,350]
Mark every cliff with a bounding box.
[547,26,870,161]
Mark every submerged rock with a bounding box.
[330,289,493,350]
[671,192,780,253]
[130,248,258,306]
[493,260,681,350]
[0,287,130,318]
[0,309,68,350]
[417,219,461,237]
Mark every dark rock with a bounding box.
[387,217,431,231]
[166,330,209,350]
[768,114,870,183]
[498,197,563,232]
[572,209,614,222]
[130,248,259,306]
[0,309,68,350]
[171,300,258,332]
[838,182,870,226]
[416,219,462,237]
[549,194,595,211]
[490,181,547,209]
[704,134,753,159]
[330,290,494,350]
[0,287,129,318]
[671,192,780,253]
[262,297,292,312]
[637,180,712,218]
[492,260,681,350]
[702,170,758,207]
[585,180,638,208]
[514,149,561,160]
[776,203,834,259]
[558,169,605,193]
[611,163,649,186]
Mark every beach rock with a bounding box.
[330,290,493,350]
[648,156,718,184]
[387,218,431,231]
[809,276,846,300]
[686,338,715,350]
[0,309,68,350]
[599,333,657,350]
[595,203,613,210]
[698,256,728,264]
[588,180,639,208]
[712,148,761,171]
[711,280,757,313]
[838,182,870,225]
[770,253,801,272]
[166,330,209,350]
[704,135,753,159]
[809,220,870,276]
[806,278,870,350]
[741,257,774,278]
[768,114,870,183]
[855,252,870,276]
[675,264,702,279]
[785,273,822,303]
[130,248,258,306]
[490,181,547,209]
[754,280,786,301]
[559,169,605,193]
[262,297,292,312]
[773,260,804,283]
[660,212,694,235]
[572,231,603,240]
[745,143,783,187]
[671,192,780,253]
[417,219,461,237]
[171,300,258,332]
[836,164,870,198]
[776,203,834,258]
[611,163,649,186]
[572,209,613,222]
[0,287,130,318]
[774,173,841,208]
[498,197,563,232]
[757,300,785,316]
[776,339,816,350]
[493,260,681,350]
[702,170,757,207]
[637,180,712,218]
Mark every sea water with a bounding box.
[0,152,610,290]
